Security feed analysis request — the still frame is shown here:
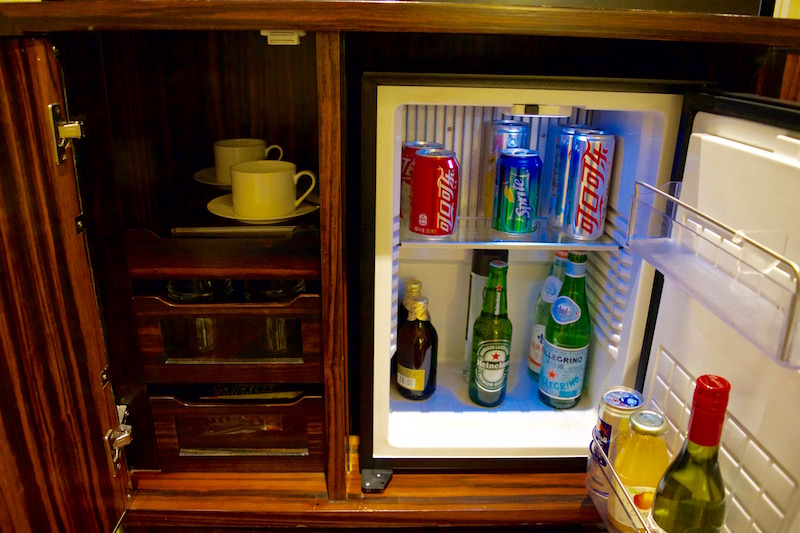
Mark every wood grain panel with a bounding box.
[1,2,800,47]
[316,31,349,502]
[150,395,325,473]
[0,38,126,531]
[124,457,601,528]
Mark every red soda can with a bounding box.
[565,133,615,240]
[409,148,460,238]
[401,141,443,222]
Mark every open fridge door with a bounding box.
[602,94,800,532]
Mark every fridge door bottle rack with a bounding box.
[627,181,800,369]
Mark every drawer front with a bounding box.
[151,394,324,472]
[134,295,323,383]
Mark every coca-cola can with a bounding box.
[564,133,615,240]
[409,148,460,238]
[401,140,443,222]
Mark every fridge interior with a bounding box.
[368,80,685,460]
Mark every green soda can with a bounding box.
[491,148,542,234]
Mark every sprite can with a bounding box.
[491,148,542,234]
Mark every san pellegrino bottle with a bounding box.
[538,251,591,409]
[650,375,731,533]
[469,260,512,407]
[396,296,438,401]
[528,249,569,379]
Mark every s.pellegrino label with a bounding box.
[539,341,588,400]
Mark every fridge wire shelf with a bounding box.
[400,216,619,250]
[587,427,654,533]
[626,181,800,368]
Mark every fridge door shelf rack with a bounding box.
[626,181,800,368]
[587,427,654,533]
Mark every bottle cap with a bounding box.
[404,279,422,295]
[630,410,668,437]
[471,249,509,276]
[489,260,508,270]
[687,374,730,447]
[692,374,731,415]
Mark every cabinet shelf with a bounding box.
[627,182,800,368]
[133,294,323,383]
[124,229,321,280]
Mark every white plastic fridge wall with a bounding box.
[370,85,683,459]
[642,112,800,532]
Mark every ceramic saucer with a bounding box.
[193,167,231,190]
[207,194,320,225]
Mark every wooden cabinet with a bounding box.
[0,28,348,530]
[0,3,798,531]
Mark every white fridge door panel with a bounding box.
[643,111,800,532]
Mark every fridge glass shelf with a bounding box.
[400,216,620,251]
[627,181,800,368]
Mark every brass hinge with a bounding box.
[48,103,84,165]
[104,405,132,477]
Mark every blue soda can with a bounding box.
[492,148,542,234]
[483,120,530,216]
[547,124,602,229]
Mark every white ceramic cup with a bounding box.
[230,160,316,218]
[213,139,283,186]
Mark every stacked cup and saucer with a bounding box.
[200,138,319,224]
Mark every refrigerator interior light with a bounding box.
[510,103,574,117]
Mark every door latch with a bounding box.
[48,103,84,165]
[105,406,132,477]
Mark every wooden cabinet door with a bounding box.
[0,38,127,531]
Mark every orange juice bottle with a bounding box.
[607,410,670,532]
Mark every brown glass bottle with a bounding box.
[396,296,438,401]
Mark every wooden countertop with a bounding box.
[125,471,602,529]
[123,438,603,529]
[2,1,800,47]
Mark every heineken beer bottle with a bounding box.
[396,296,438,401]
[538,251,591,409]
[469,260,513,408]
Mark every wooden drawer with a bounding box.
[151,391,324,472]
[133,294,322,383]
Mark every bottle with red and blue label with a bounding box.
[538,251,591,409]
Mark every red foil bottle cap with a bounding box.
[687,374,731,447]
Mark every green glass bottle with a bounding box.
[469,260,512,408]
[538,251,591,409]
[650,375,730,533]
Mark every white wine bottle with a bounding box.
[650,374,730,532]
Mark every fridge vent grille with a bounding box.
[648,349,799,533]
[586,205,632,359]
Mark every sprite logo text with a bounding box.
[511,177,533,220]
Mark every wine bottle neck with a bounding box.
[686,407,725,447]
